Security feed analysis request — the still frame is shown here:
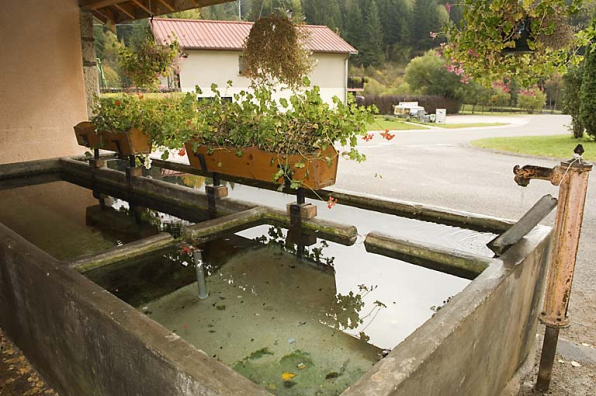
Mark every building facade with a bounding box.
[152,19,357,104]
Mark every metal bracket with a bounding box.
[194,152,208,172]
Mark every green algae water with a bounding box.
[86,225,471,395]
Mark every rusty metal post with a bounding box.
[536,155,591,392]
[514,145,592,392]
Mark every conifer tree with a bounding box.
[360,0,384,67]
[579,48,596,138]
[344,0,364,51]
[563,64,584,138]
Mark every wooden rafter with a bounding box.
[113,2,136,19]
[93,6,117,24]
[80,0,129,10]
[82,0,237,24]
[156,0,175,12]
[91,10,109,24]
[129,0,151,14]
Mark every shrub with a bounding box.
[356,95,461,115]
[517,89,547,114]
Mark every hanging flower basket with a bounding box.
[502,18,533,54]
[74,121,152,156]
[185,143,339,190]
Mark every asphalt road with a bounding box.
[336,114,595,345]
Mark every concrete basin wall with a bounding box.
[344,226,551,396]
[0,223,269,396]
[0,159,552,396]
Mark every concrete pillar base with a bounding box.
[287,203,317,219]
[89,159,105,169]
[126,167,143,179]
[206,185,229,198]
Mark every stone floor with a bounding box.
[0,327,58,396]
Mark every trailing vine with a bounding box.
[118,27,182,90]
[243,13,314,89]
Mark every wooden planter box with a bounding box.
[185,143,339,190]
[74,121,152,156]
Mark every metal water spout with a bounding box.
[193,250,209,300]
[513,145,592,392]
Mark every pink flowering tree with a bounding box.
[404,50,470,100]
[518,86,547,113]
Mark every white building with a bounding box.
[151,18,357,104]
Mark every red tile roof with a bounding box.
[151,18,357,54]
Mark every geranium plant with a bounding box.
[90,80,377,189]
[183,80,376,189]
[91,93,195,145]
[443,0,589,86]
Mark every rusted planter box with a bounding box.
[74,121,152,156]
[184,143,339,190]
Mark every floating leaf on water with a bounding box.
[325,372,340,380]
[281,372,296,381]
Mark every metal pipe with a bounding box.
[515,146,592,391]
[540,157,592,328]
[193,249,209,300]
[513,164,563,187]
[297,188,305,205]
[535,327,560,392]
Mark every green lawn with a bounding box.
[471,135,596,161]
[367,117,428,131]
[367,117,508,131]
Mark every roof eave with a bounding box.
[181,47,358,55]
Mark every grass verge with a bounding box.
[471,134,596,161]
[367,117,428,131]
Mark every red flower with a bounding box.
[178,148,186,156]
[327,196,337,209]
[180,245,193,254]
[362,133,374,142]
[381,130,395,141]
[115,100,121,106]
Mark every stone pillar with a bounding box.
[80,9,100,119]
